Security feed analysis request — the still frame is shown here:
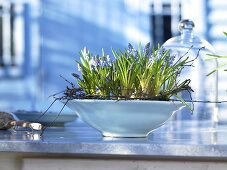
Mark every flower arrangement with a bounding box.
[43,42,200,137]
[67,42,194,102]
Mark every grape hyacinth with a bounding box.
[88,54,112,70]
[89,56,99,70]
[127,43,138,60]
[143,42,152,57]
[156,47,177,70]
[74,43,193,103]
[101,55,112,67]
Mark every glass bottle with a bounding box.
[163,19,218,123]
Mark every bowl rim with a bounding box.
[61,98,184,106]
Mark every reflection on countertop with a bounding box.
[0,114,227,159]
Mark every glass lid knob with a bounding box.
[179,19,195,31]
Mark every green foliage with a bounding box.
[207,32,227,76]
[72,43,192,101]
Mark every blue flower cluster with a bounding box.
[126,43,177,70]
[143,42,152,57]
[127,43,139,59]
[79,47,112,71]
[81,44,177,72]
[89,54,112,70]
[127,42,152,59]
[157,47,176,68]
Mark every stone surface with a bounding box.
[0,117,227,159]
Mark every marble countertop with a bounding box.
[0,114,227,160]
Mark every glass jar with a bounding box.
[163,19,218,123]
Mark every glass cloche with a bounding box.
[163,19,218,122]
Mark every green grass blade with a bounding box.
[173,94,193,112]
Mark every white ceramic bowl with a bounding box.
[63,99,184,137]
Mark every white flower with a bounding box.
[81,47,89,60]
[78,63,81,71]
